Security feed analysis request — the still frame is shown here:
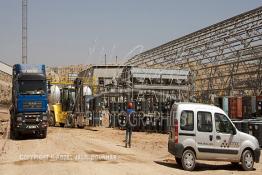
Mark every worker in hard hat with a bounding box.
[125,102,134,148]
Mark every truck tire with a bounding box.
[10,122,20,140]
[10,130,14,140]
[10,114,15,139]
[12,130,21,140]
[10,121,14,139]
[241,149,254,171]
[39,130,47,139]
[181,149,196,171]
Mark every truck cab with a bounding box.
[10,64,48,139]
[168,103,260,171]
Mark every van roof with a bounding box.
[174,102,225,114]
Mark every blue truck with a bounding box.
[10,64,48,139]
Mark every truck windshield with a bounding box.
[19,80,46,95]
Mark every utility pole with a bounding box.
[116,56,118,64]
[22,0,28,64]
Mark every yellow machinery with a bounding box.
[48,78,88,128]
[51,103,68,127]
[48,86,75,127]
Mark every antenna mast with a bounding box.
[22,0,28,64]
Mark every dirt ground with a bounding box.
[0,106,262,175]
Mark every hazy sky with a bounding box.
[0,0,261,66]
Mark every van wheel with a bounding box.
[175,157,182,166]
[241,150,254,171]
[182,149,196,171]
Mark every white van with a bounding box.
[168,103,260,171]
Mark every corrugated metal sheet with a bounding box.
[130,67,189,79]
[0,61,12,75]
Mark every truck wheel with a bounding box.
[175,157,182,166]
[10,121,14,139]
[39,130,47,139]
[241,150,254,171]
[48,112,55,127]
[12,131,21,140]
[10,130,14,140]
[181,149,196,171]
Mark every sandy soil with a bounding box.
[0,106,262,175]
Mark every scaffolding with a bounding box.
[125,7,262,100]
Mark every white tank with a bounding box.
[83,86,92,96]
[49,85,60,104]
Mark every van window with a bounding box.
[215,113,234,134]
[197,112,212,132]
[180,111,194,131]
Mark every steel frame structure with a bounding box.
[118,66,191,102]
[125,7,262,100]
